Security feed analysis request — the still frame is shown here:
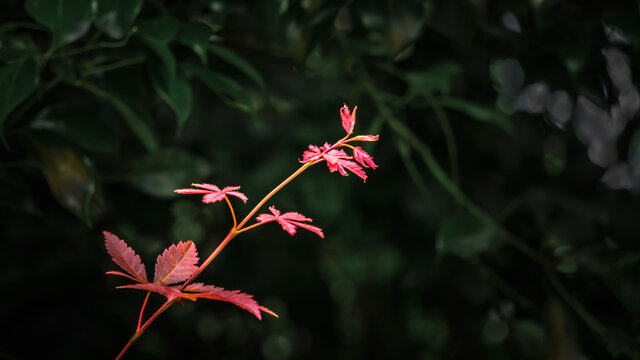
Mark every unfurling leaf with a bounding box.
[104,231,148,283]
[153,240,199,285]
[340,104,356,134]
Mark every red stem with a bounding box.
[136,292,151,331]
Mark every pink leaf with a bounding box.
[340,104,356,134]
[175,183,248,204]
[103,231,148,283]
[353,146,378,169]
[256,206,324,238]
[117,283,183,302]
[301,145,323,163]
[153,241,199,285]
[184,283,278,320]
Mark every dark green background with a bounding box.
[1,0,640,359]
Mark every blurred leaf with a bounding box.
[86,86,159,152]
[25,0,97,51]
[136,15,181,43]
[0,35,39,62]
[148,64,193,134]
[184,64,255,114]
[136,15,181,81]
[0,57,39,134]
[436,214,500,258]
[35,142,95,224]
[555,257,578,274]
[489,58,524,95]
[30,104,119,154]
[482,315,509,345]
[543,134,566,176]
[176,21,215,64]
[512,320,546,360]
[95,0,143,39]
[49,57,80,82]
[120,148,212,198]
[207,44,266,89]
[438,97,514,134]
[406,62,462,96]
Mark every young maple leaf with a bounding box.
[256,206,324,238]
[340,104,357,134]
[153,241,199,285]
[323,148,367,181]
[174,184,248,204]
[353,146,378,169]
[302,143,368,181]
[104,231,148,283]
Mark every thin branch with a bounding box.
[225,196,237,229]
[136,292,151,331]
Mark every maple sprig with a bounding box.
[301,104,379,181]
[104,104,379,360]
[104,231,276,320]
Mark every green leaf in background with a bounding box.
[176,21,215,64]
[489,58,524,95]
[30,104,119,154]
[136,15,181,43]
[208,44,266,89]
[0,57,38,134]
[34,142,95,224]
[120,148,212,198]
[482,314,509,345]
[0,34,40,62]
[84,86,159,152]
[438,96,514,134]
[136,15,181,84]
[148,64,193,134]
[25,0,97,52]
[512,320,546,360]
[95,0,143,39]
[436,213,500,258]
[405,61,462,96]
[185,64,255,114]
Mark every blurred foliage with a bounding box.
[1,0,640,359]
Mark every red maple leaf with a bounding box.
[104,231,148,283]
[174,183,248,204]
[256,206,324,238]
[106,232,277,320]
[323,148,367,181]
[301,143,368,181]
[353,146,378,169]
[184,283,278,320]
[153,241,199,285]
